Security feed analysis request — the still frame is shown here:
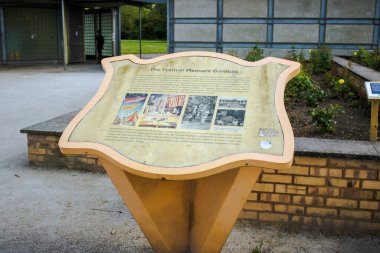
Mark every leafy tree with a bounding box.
[120,4,167,40]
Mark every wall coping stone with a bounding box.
[20,111,380,161]
[332,56,380,82]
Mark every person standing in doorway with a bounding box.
[95,30,104,64]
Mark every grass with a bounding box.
[121,40,167,54]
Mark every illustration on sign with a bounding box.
[139,94,186,128]
[113,93,148,126]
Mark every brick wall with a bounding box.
[27,134,103,172]
[27,133,380,233]
[240,156,380,233]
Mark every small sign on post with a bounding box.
[59,52,300,253]
[365,81,380,142]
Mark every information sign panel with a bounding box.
[365,81,380,99]
[59,52,300,179]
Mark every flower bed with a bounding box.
[238,46,376,141]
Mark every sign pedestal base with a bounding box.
[101,159,261,253]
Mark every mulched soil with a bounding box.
[285,72,372,141]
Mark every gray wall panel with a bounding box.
[175,24,216,42]
[174,0,216,18]
[274,0,320,18]
[223,0,267,18]
[223,24,267,42]
[325,25,373,44]
[274,24,319,43]
[327,0,375,18]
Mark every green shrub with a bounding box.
[353,47,380,71]
[309,45,332,74]
[287,46,305,63]
[226,49,239,58]
[329,78,356,101]
[245,46,263,62]
[285,68,325,107]
[310,104,343,133]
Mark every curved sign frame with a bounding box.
[59,52,300,180]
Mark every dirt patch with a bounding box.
[286,72,372,141]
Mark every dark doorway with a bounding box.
[84,9,113,60]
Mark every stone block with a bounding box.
[224,0,267,17]
[340,210,372,220]
[239,210,258,219]
[261,174,292,184]
[273,24,319,43]
[294,156,327,166]
[275,184,306,195]
[174,0,216,18]
[292,196,323,206]
[174,24,216,42]
[310,167,328,176]
[307,207,337,217]
[362,181,380,190]
[252,183,274,192]
[325,25,373,44]
[326,198,357,208]
[294,176,325,186]
[280,165,309,175]
[274,0,320,18]
[259,212,289,222]
[223,24,267,42]
[308,187,340,197]
[274,204,304,214]
[327,0,375,18]
[244,202,272,211]
[260,193,291,203]
[360,201,379,210]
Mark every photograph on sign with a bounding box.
[113,93,148,126]
[181,95,217,130]
[139,94,186,128]
[218,97,247,109]
[214,109,246,127]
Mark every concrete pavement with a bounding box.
[0,63,380,253]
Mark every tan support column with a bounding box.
[101,158,262,253]
[370,100,379,142]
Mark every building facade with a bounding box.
[168,0,380,56]
[0,0,126,64]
